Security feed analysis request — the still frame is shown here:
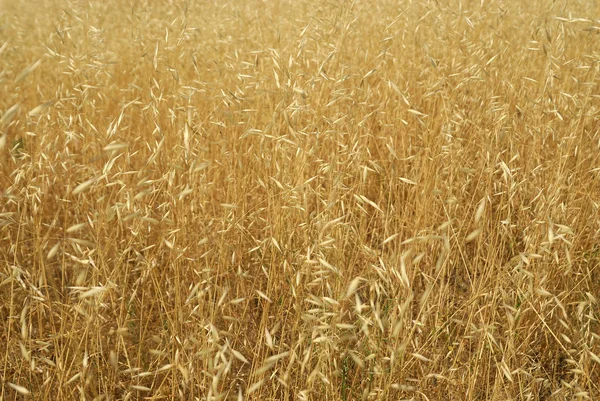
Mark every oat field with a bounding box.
[1,0,599,400]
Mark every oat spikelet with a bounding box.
[72,177,99,195]
[7,382,30,395]
[47,242,60,260]
[474,198,486,224]
[465,228,482,243]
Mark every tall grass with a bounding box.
[1,0,599,399]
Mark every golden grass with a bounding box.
[1,0,600,399]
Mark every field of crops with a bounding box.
[1,0,599,399]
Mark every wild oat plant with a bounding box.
[1,0,599,400]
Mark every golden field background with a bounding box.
[1,0,599,399]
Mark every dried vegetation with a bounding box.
[1,0,600,400]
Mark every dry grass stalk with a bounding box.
[1,0,599,400]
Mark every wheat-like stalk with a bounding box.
[1,0,599,400]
